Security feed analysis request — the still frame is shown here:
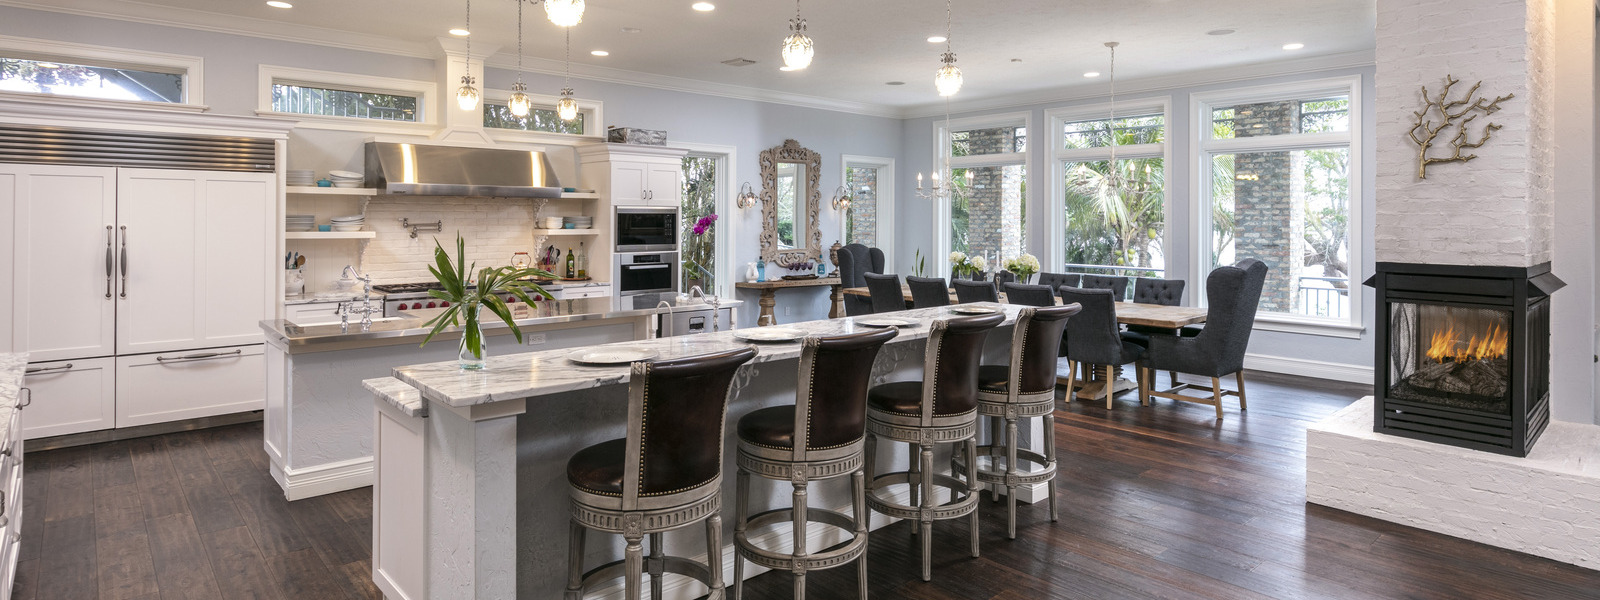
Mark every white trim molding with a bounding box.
[256,64,438,134]
[674,141,739,298]
[839,154,897,268]
[0,91,296,138]
[0,33,204,104]
[1243,352,1374,384]
[269,456,374,502]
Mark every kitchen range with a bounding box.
[372,280,614,317]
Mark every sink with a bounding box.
[290,316,407,327]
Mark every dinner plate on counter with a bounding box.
[567,347,660,365]
[856,317,919,328]
[733,327,807,343]
[948,305,1001,315]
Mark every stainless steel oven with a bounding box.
[614,206,679,252]
[614,252,678,308]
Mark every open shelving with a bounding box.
[284,231,378,240]
[286,186,378,196]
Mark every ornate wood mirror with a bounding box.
[759,139,822,266]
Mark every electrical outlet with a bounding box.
[783,307,793,316]
[526,333,547,345]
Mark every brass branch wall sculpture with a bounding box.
[1408,75,1514,179]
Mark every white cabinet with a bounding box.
[284,301,346,325]
[578,144,688,209]
[116,169,275,355]
[115,345,265,428]
[646,163,682,207]
[609,161,649,205]
[19,357,116,439]
[2,165,118,362]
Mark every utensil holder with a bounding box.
[285,269,306,297]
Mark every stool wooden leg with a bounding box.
[707,513,725,596]
[1005,416,1019,540]
[624,531,644,600]
[1137,365,1150,406]
[1169,371,1178,388]
[965,436,980,559]
[853,468,868,599]
[1043,412,1058,523]
[1104,365,1116,410]
[733,468,750,600]
[1235,371,1248,411]
[648,533,665,600]
[793,479,809,598]
[565,520,586,599]
[1211,376,1225,420]
[1064,360,1077,403]
[919,442,934,581]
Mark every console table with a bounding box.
[735,277,844,325]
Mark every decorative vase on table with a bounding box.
[746,262,759,282]
[458,303,487,370]
[418,233,554,371]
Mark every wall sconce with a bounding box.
[830,185,852,211]
[736,182,760,209]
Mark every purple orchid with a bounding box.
[691,214,718,236]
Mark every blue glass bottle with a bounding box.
[756,260,766,282]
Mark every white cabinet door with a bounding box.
[646,163,681,207]
[4,164,119,362]
[0,169,12,355]
[610,161,648,205]
[117,169,274,354]
[19,357,116,439]
[115,344,265,427]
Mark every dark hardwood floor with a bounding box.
[13,371,1600,599]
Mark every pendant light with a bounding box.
[544,0,584,27]
[557,28,579,121]
[454,0,480,110]
[934,0,962,97]
[507,0,532,117]
[1104,41,1123,191]
[781,0,813,70]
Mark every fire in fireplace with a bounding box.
[1368,262,1563,457]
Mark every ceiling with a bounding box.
[13,0,1377,113]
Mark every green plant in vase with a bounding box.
[419,234,554,370]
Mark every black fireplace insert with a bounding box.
[1368,262,1563,457]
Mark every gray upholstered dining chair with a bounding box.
[1001,282,1056,307]
[864,272,907,313]
[907,276,952,308]
[993,270,1017,286]
[952,279,999,304]
[837,244,886,316]
[1124,277,1190,386]
[1036,272,1081,292]
[1059,287,1146,410]
[1136,259,1268,420]
[1080,274,1131,300]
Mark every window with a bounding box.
[481,90,603,138]
[841,155,895,256]
[484,103,585,135]
[680,154,720,293]
[1048,104,1169,279]
[271,83,418,122]
[1195,78,1363,331]
[1,57,184,103]
[939,115,1030,272]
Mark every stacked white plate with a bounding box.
[287,170,316,187]
[330,215,366,232]
[541,216,566,230]
[566,216,594,229]
[286,214,316,232]
[328,170,364,188]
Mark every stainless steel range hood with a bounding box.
[363,142,563,198]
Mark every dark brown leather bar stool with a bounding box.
[731,328,898,600]
[564,346,758,600]
[864,312,1004,582]
[956,304,1080,539]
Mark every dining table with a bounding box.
[840,285,1208,400]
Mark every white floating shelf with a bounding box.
[285,231,378,240]
[286,186,378,196]
[532,229,600,236]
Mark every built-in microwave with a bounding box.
[615,206,679,252]
[613,252,678,308]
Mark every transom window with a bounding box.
[0,56,186,103]
[271,83,418,122]
[483,103,585,134]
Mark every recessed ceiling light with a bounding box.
[621,27,642,34]
[1084,71,1101,78]
[927,36,947,43]
[1207,29,1236,36]
[779,66,798,71]
[591,50,610,56]
[1010,58,1023,63]
[266,1,292,8]
[448,28,471,36]
[692,2,715,11]
[886,81,906,86]
[1283,43,1305,50]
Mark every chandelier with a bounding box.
[544,0,584,27]
[781,0,813,70]
[507,0,531,116]
[934,0,961,96]
[917,98,957,202]
[1104,41,1123,191]
[455,0,479,110]
[557,27,579,121]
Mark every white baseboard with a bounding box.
[270,456,374,501]
[1244,352,1374,384]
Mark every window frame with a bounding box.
[839,154,896,268]
[256,65,436,133]
[1189,75,1365,337]
[673,142,738,297]
[932,111,1032,276]
[482,88,605,141]
[1044,98,1172,283]
[0,34,204,107]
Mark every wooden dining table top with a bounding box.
[840,286,1208,329]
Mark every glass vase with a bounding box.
[458,304,487,370]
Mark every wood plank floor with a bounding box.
[13,371,1600,599]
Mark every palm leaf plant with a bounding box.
[419,234,554,370]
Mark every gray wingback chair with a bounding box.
[864,273,907,314]
[952,279,999,304]
[1136,259,1268,419]
[1036,272,1081,293]
[837,244,886,316]
[1059,287,1146,410]
[907,276,952,308]
[1080,274,1131,300]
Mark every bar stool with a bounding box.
[956,304,1080,539]
[564,346,759,600]
[731,328,899,600]
[864,312,1004,581]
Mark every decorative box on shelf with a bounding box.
[606,126,667,146]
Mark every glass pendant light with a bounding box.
[781,0,813,70]
[507,0,531,117]
[455,0,480,110]
[1104,41,1124,191]
[934,0,961,96]
[545,0,584,27]
[557,28,579,121]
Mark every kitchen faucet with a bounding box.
[656,300,673,338]
[338,269,377,333]
[687,286,721,333]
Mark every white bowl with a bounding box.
[328,170,363,179]
[332,181,362,188]
[330,215,365,222]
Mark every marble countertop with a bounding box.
[392,303,1024,409]
[262,296,742,351]
[0,353,26,452]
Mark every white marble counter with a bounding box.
[364,377,426,418]
[392,303,1025,409]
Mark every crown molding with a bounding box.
[0,92,297,138]
[898,49,1377,119]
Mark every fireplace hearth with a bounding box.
[1368,262,1564,456]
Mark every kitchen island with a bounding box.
[260,296,738,500]
[366,304,1034,599]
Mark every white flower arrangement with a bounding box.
[949,251,967,265]
[970,255,989,273]
[1003,253,1041,280]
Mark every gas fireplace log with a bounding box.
[1407,359,1509,398]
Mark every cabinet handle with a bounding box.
[155,349,243,363]
[16,388,28,409]
[644,189,651,200]
[24,364,71,375]
[105,225,114,299]
[119,225,128,299]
